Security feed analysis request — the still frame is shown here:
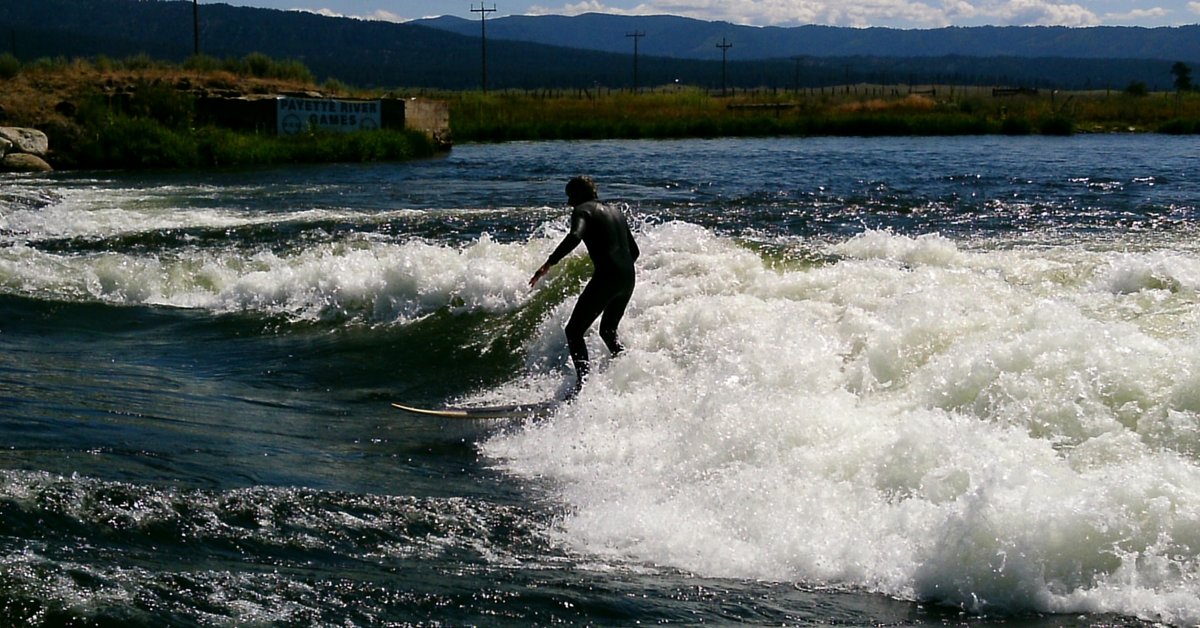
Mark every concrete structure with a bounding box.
[196,95,451,149]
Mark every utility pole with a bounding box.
[628,30,648,93]
[791,56,802,94]
[716,37,732,96]
[626,30,644,93]
[193,0,200,56]
[471,3,496,93]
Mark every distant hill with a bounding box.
[416,13,1200,63]
[0,0,1189,91]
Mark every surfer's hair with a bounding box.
[566,176,598,203]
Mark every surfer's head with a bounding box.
[566,176,598,206]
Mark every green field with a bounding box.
[4,53,1200,170]
[447,85,1200,142]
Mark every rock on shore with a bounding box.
[0,127,52,172]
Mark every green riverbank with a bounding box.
[0,54,438,170]
[4,54,1200,170]
[448,86,1200,142]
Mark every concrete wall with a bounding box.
[195,96,451,148]
[195,96,277,133]
[400,99,451,148]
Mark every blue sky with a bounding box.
[202,0,1200,28]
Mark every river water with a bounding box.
[3,135,1199,625]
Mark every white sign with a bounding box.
[277,97,382,135]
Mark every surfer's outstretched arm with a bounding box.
[529,261,551,287]
[529,229,583,288]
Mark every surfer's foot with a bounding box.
[567,359,589,400]
[564,378,583,400]
[600,329,623,356]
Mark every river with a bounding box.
[3,135,1198,625]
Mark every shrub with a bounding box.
[885,113,991,135]
[1125,81,1149,97]
[73,81,195,131]
[75,116,199,169]
[1158,118,1197,134]
[226,52,314,82]
[322,78,351,95]
[195,126,287,166]
[26,56,70,73]
[123,80,195,129]
[183,54,224,73]
[243,52,273,78]
[0,53,20,80]
[93,55,115,73]
[72,99,108,135]
[1000,116,1033,135]
[271,59,314,83]
[122,53,160,71]
[1039,116,1075,136]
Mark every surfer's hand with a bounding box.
[529,263,550,288]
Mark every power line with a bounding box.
[193,0,200,56]
[471,4,496,93]
[716,37,732,96]
[628,30,648,93]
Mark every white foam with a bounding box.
[485,226,1200,625]
[0,180,446,245]
[0,233,542,323]
[9,183,1200,622]
[0,184,568,323]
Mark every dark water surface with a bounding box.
[3,136,1198,625]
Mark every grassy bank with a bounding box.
[5,52,1200,170]
[0,53,436,170]
[66,79,436,169]
[67,117,436,170]
[449,86,1200,142]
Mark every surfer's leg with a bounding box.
[598,284,633,356]
[598,273,634,356]
[565,279,608,391]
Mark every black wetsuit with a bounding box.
[545,199,640,388]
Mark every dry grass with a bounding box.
[836,94,938,113]
[0,62,325,128]
[5,55,1200,141]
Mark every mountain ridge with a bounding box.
[0,0,1191,91]
[414,13,1200,62]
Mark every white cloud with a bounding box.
[942,0,981,20]
[528,1,611,14]
[305,8,345,18]
[531,0,953,27]
[300,7,407,22]
[364,9,405,22]
[1104,7,1169,22]
[1189,1,1200,15]
[962,0,1100,25]
[526,0,1105,27]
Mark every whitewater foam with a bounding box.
[485,224,1200,625]
[0,231,547,324]
[8,172,1200,622]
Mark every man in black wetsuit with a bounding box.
[529,176,640,396]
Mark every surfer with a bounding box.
[529,176,640,397]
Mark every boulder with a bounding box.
[2,152,53,172]
[0,135,10,156]
[0,127,50,157]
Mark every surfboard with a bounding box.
[391,399,560,420]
